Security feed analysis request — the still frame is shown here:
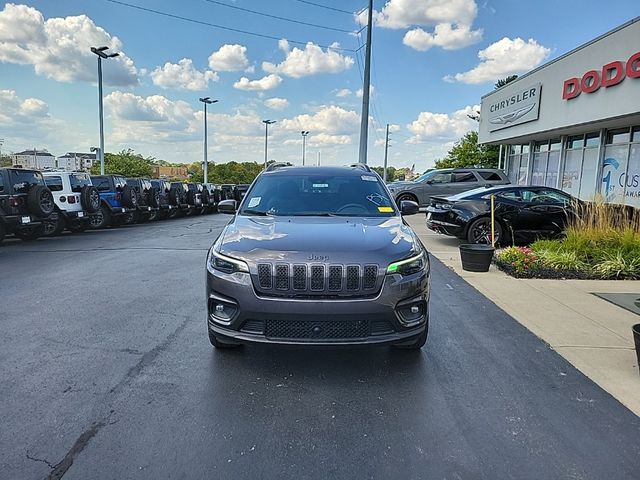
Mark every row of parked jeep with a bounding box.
[0,167,249,243]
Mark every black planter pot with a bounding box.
[633,324,640,376]
[459,244,495,272]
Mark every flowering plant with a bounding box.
[496,246,540,275]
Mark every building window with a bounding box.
[531,139,560,187]
[601,126,640,207]
[506,144,529,185]
[561,132,600,200]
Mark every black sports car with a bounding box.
[426,185,578,245]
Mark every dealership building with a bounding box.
[479,17,640,207]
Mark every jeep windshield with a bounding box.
[239,173,397,217]
[9,169,44,194]
[70,173,91,193]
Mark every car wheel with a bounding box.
[393,326,428,350]
[43,215,65,237]
[466,217,503,245]
[90,205,111,229]
[208,330,242,349]
[15,225,45,241]
[27,185,55,217]
[396,193,418,207]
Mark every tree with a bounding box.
[434,131,499,169]
[0,155,12,167]
[90,149,154,177]
[495,75,518,89]
[371,166,396,182]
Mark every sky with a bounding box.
[0,0,638,172]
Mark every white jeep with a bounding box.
[42,171,101,235]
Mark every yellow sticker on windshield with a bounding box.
[378,206,393,213]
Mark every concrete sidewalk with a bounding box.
[406,215,640,416]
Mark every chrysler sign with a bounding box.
[487,83,542,131]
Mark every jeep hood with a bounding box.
[218,215,420,265]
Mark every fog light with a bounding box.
[396,300,426,326]
[209,297,238,324]
[410,306,419,314]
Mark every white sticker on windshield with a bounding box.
[312,183,329,188]
[362,175,377,182]
[247,196,261,208]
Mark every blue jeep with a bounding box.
[89,175,138,228]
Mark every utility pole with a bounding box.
[0,138,3,163]
[91,46,119,175]
[262,120,276,169]
[301,131,309,165]
[317,151,320,166]
[358,0,373,165]
[199,97,218,183]
[383,123,390,182]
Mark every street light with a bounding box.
[262,120,276,169]
[199,97,218,183]
[91,46,119,175]
[300,131,309,165]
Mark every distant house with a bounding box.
[153,165,188,180]
[11,150,56,170]
[57,152,97,171]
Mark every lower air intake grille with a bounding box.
[265,319,370,340]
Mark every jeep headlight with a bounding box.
[208,249,249,274]
[387,251,427,276]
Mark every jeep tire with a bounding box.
[90,205,111,229]
[80,185,101,213]
[44,215,65,237]
[27,185,55,217]
[122,185,137,208]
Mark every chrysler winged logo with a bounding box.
[489,103,536,125]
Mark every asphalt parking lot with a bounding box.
[1,215,640,480]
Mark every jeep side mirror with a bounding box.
[425,179,434,184]
[218,199,237,214]
[400,200,419,216]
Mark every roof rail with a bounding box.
[265,162,293,172]
[348,163,372,172]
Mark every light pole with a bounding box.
[91,46,119,175]
[262,120,276,169]
[300,131,309,165]
[199,97,218,183]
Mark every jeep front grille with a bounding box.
[255,262,381,298]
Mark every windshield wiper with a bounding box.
[241,209,270,216]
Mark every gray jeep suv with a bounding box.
[387,168,509,207]
[206,165,430,350]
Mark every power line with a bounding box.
[203,0,352,33]
[290,0,354,15]
[104,0,356,52]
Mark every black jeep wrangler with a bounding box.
[150,179,178,219]
[0,168,56,242]
[169,182,190,217]
[89,175,138,229]
[125,178,160,223]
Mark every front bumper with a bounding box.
[206,265,430,346]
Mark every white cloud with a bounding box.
[279,105,360,136]
[407,105,479,141]
[150,58,218,91]
[403,23,482,51]
[264,97,289,110]
[0,3,138,86]
[233,74,282,91]
[208,44,249,72]
[335,88,352,97]
[105,91,195,126]
[356,0,482,51]
[0,89,49,125]
[445,37,550,84]
[262,40,354,78]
